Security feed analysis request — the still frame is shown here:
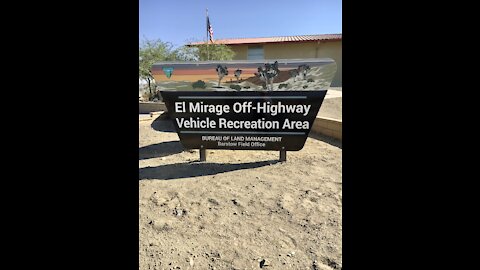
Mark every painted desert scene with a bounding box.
[151,58,337,92]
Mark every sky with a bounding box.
[139,0,342,48]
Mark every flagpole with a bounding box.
[206,8,209,60]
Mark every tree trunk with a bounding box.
[147,78,152,100]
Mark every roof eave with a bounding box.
[187,38,342,46]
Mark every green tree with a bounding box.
[139,39,175,97]
[174,43,235,61]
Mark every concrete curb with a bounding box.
[139,117,153,122]
[149,111,164,117]
[139,102,167,114]
[139,111,166,122]
[311,116,342,141]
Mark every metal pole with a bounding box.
[206,8,209,60]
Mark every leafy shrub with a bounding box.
[279,83,288,89]
[192,80,207,89]
[229,84,241,91]
[153,89,162,101]
[142,91,155,101]
[303,85,308,89]
[307,78,314,82]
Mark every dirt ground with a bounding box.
[139,96,342,270]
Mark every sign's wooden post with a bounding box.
[280,147,287,162]
[200,145,207,161]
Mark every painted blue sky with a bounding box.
[139,0,342,48]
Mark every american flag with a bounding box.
[207,15,214,42]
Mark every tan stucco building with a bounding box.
[191,34,342,86]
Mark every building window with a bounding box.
[247,45,264,60]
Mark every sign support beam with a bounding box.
[280,147,287,162]
[200,145,207,161]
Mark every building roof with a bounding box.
[189,34,342,46]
